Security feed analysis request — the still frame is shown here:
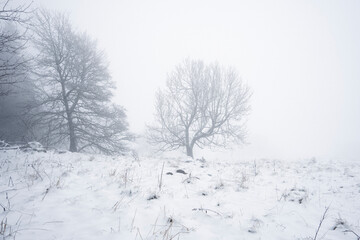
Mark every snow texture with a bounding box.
[0,149,359,239]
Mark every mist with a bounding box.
[32,0,360,161]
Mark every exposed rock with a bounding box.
[176,169,187,174]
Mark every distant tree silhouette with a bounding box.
[148,59,251,158]
[0,0,32,96]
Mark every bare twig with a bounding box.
[41,187,50,201]
[158,162,165,191]
[192,207,222,216]
[130,210,137,232]
[136,227,144,240]
[313,206,330,240]
[344,229,360,240]
[182,173,200,183]
[31,164,43,181]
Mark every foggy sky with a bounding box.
[34,0,360,161]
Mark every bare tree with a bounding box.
[147,59,251,158]
[31,10,132,154]
[0,0,32,96]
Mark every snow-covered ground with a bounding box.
[0,148,359,240]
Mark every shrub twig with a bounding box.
[313,206,330,240]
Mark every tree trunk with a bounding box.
[68,118,77,152]
[186,145,193,158]
[185,127,193,158]
[60,80,77,152]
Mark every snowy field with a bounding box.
[0,148,359,240]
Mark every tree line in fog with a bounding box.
[0,1,250,158]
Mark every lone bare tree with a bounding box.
[31,10,132,154]
[147,59,251,158]
[0,0,32,96]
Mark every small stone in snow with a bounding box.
[166,172,173,175]
[147,194,158,200]
[176,169,187,174]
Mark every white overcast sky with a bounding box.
[32,0,360,161]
